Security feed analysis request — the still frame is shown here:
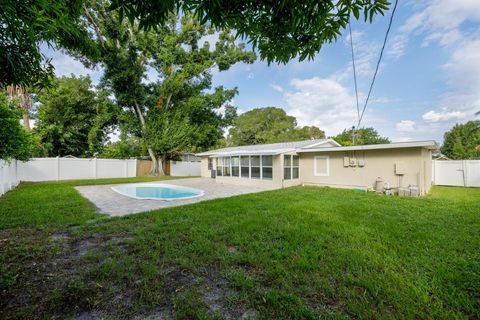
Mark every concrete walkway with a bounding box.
[75,178,273,216]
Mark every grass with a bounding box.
[0,176,183,229]
[0,178,479,319]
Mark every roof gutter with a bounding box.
[198,149,297,157]
[298,140,438,153]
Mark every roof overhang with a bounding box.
[298,140,438,153]
[203,149,296,157]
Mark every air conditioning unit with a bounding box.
[395,162,406,175]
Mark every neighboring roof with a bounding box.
[432,152,450,160]
[298,140,438,153]
[196,139,339,156]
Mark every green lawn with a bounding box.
[0,179,479,319]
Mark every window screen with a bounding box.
[250,156,260,179]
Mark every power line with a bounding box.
[356,0,399,130]
[348,22,360,124]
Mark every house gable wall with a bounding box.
[298,147,432,195]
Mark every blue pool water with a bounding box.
[111,183,203,200]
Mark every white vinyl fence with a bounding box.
[170,160,201,176]
[0,160,20,197]
[432,160,480,187]
[0,157,137,196]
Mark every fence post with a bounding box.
[94,157,98,179]
[0,161,5,196]
[7,161,12,190]
[124,160,128,177]
[56,156,60,181]
[463,160,468,187]
[15,159,18,186]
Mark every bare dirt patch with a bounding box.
[1,227,252,319]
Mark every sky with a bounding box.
[43,0,480,143]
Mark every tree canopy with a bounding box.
[101,135,145,159]
[333,127,390,146]
[34,76,116,157]
[0,0,97,88]
[111,0,391,63]
[441,121,480,160]
[227,107,325,146]
[1,0,390,88]
[80,4,255,173]
[0,94,34,161]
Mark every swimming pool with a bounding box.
[111,183,204,200]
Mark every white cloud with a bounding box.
[443,39,480,89]
[283,77,381,135]
[334,30,380,82]
[400,0,480,36]
[387,34,408,58]
[396,120,416,132]
[270,84,284,93]
[422,110,467,122]
[392,0,480,132]
[247,72,254,79]
[370,97,398,104]
[391,0,480,57]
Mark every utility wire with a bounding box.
[356,0,399,130]
[348,22,360,124]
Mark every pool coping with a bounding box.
[110,182,205,201]
[75,177,275,216]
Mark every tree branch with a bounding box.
[83,4,105,50]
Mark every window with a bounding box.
[250,156,260,179]
[262,155,273,180]
[216,157,223,176]
[292,155,299,179]
[208,158,213,170]
[284,155,299,180]
[231,156,240,177]
[241,156,250,178]
[223,157,231,176]
[314,156,329,176]
[284,155,292,180]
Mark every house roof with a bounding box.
[298,140,438,153]
[196,139,339,156]
[197,139,438,157]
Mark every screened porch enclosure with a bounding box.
[215,155,273,180]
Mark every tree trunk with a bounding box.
[133,99,160,176]
[22,111,31,130]
[148,148,160,176]
[6,85,32,130]
[159,155,166,176]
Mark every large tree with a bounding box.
[81,4,255,174]
[0,94,33,161]
[34,76,116,157]
[101,134,146,159]
[227,107,325,146]
[333,127,390,146]
[441,121,480,160]
[112,0,391,63]
[2,0,389,88]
